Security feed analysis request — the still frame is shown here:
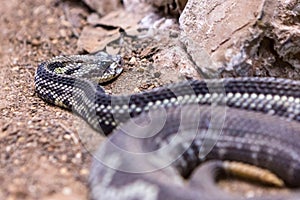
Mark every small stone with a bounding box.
[6,146,11,152]
[17,137,26,143]
[13,159,20,165]
[129,57,136,65]
[46,17,55,24]
[61,19,72,27]
[153,71,161,78]
[63,134,71,140]
[40,156,47,162]
[136,66,146,73]
[32,117,41,122]
[59,167,69,175]
[80,168,89,175]
[75,152,82,159]
[141,58,147,63]
[51,39,58,44]
[61,154,68,162]
[47,146,54,152]
[31,38,41,46]
[134,88,140,93]
[39,137,48,144]
[16,121,23,126]
[59,29,67,38]
[2,122,10,131]
[62,187,72,195]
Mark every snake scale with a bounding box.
[34,52,300,200]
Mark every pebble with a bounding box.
[59,167,69,175]
[59,29,67,38]
[46,17,55,24]
[17,137,26,143]
[129,57,136,65]
[61,154,68,162]
[153,71,161,78]
[51,39,58,44]
[39,137,48,144]
[61,20,72,27]
[13,159,20,165]
[141,58,147,63]
[62,187,72,195]
[80,168,89,175]
[6,146,12,152]
[31,38,41,46]
[63,134,71,140]
[2,122,10,131]
[136,67,145,73]
[75,152,82,159]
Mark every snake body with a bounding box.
[34,53,300,199]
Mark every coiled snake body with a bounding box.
[35,52,300,200]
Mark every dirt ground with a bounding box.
[0,1,180,199]
[0,1,93,199]
[0,0,296,200]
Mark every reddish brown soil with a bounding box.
[0,1,91,199]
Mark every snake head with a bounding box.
[88,51,124,84]
[92,51,123,83]
[96,52,123,83]
[43,52,124,84]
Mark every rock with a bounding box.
[83,0,122,15]
[144,0,188,16]
[179,0,300,78]
[77,26,120,53]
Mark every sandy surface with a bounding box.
[0,1,181,199]
[0,1,92,199]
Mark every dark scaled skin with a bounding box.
[35,54,300,200]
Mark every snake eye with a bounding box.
[118,58,123,66]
